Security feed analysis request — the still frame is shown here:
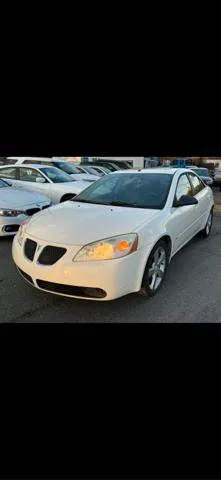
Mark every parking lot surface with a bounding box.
[1,211,221,323]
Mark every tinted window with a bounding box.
[40,167,73,183]
[99,166,110,173]
[97,163,116,172]
[19,168,44,182]
[0,167,17,179]
[192,168,209,176]
[175,174,192,202]
[55,162,81,175]
[83,167,98,174]
[23,160,45,165]
[188,173,205,194]
[73,173,173,209]
[91,167,104,175]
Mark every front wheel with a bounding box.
[200,209,213,238]
[138,240,169,298]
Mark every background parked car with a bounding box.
[0,177,51,236]
[6,157,99,183]
[190,167,213,186]
[79,165,111,176]
[80,160,121,172]
[72,165,104,176]
[213,168,221,189]
[0,165,90,204]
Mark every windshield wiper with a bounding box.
[71,199,110,205]
[108,201,140,208]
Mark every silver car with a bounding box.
[0,178,51,236]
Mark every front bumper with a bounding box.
[0,213,28,236]
[12,234,149,301]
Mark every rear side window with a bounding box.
[175,174,193,203]
[188,173,205,195]
[0,167,17,179]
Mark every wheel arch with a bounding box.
[137,234,173,291]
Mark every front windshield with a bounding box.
[55,162,81,175]
[0,178,9,188]
[40,167,73,183]
[73,173,173,209]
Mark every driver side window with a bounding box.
[175,174,193,203]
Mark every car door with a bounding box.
[168,173,200,254]
[188,172,213,232]
[0,166,19,186]
[15,167,53,200]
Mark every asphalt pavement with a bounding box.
[1,212,221,323]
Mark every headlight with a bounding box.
[0,209,24,217]
[17,218,31,246]
[73,234,138,262]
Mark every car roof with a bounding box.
[0,163,60,171]
[7,157,53,161]
[23,164,61,170]
[112,168,188,175]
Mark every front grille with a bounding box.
[38,246,67,265]
[24,238,37,261]
[26,208,40,216]
[17,267,34,284]
[36,280,107,299]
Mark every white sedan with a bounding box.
[6,157,99,182]
[0,164,90,204]
[0,178,51,236]
[12,168,214,301]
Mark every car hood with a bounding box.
[54,181,91,193]
[26,201,160,245]
[0,187,50,208]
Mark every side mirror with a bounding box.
[36,177,46,183]
[175,195,198,207]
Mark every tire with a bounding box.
[199,209,213,238]
[138,240,169,298]
[60,194,76,203]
